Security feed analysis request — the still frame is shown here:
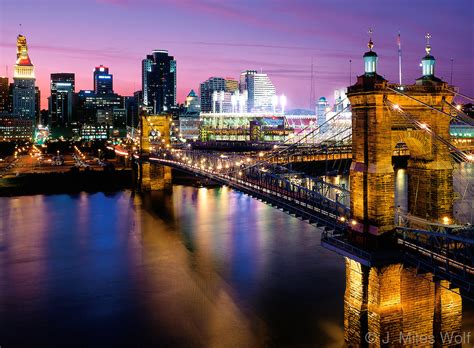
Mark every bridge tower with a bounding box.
[139,114,172,191]
[347,34,454,235]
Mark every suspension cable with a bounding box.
[385,99,472,163]
[446,89,474,102]
[386,86,473,126]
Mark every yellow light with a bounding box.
[238,171,242,176]
[351,220,357,226]
[420,123,428,129]
[392,104,400,110]
[442,216,450,225]
[340,216,346,222]
[258,152,264,157]
[246,157,251,162]
[456,104,462,111]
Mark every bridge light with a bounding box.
[442,216,450,225]
[456,104,461,111]
[419,123,428,129]
[351,219,357,226]
[392,104,400,110]
[339,216,346,222]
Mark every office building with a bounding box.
[12,34,36,120]
[76,90,123,124]
[49,73,75,127]
[0,113,34,141]
[0,77,9,113]
[142,50,176,113]
[239,70,276,113]
[93,65,113,94]
[184,89,200,114]
[199,77,238,113]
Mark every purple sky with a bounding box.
[1,0,472,110]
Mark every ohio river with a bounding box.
[0,168,473,346]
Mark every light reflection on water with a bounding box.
[0,163,472,346]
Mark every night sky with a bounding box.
[0,0,472,110]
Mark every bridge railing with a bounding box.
[395,226,474,291]
[150,150,351,231]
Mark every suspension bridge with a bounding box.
[112,38,474,297]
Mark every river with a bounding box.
[0,166,473,347]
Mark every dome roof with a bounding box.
[422,54,435,61]
[318,97,327,102]
[363,51,378,58]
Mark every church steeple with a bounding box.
[421,33,435,77]
[363,29,378,75]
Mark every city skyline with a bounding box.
[0,0,472,110]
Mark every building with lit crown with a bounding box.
[12,34,36,121]
[93,65,113,94]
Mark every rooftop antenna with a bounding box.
[397,31,402,85]
[349,59,352,85]
[309,57,315,109]
[450,58,454,85]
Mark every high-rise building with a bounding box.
[13,34,36,120]
[200,77,225,113]
[316,97,329,132]
[0,77,9,113]
[184,90,200,114]
[35,86,41,123]
[239,70,276,113]
[225,78,238,93]
[93,65,113,94]
[49,73,75,127]
[199,77,239,113]
[142,50,176,113]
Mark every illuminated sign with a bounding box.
[98,75,111,79]
[56,82,72,87]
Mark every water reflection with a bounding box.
[0,179,472,346]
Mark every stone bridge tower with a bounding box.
[139,114,172,191]
[347,34,454,235]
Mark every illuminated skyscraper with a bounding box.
[239,70,276,113]
[13,34,36,120]
[93,65,113,94]
[49,73,75,127]
[142,50,176,113]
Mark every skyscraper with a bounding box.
[13,34,36,120]
[93,65,113,94]
[142,50,176,113]
[0,77,9,113]
[239,70,276,113]
[200,77,225,113]
[49,73,75,127]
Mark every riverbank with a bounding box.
[0,168,133,197]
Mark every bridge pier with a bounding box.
[344,258,462,347]
[140,162,172,191]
